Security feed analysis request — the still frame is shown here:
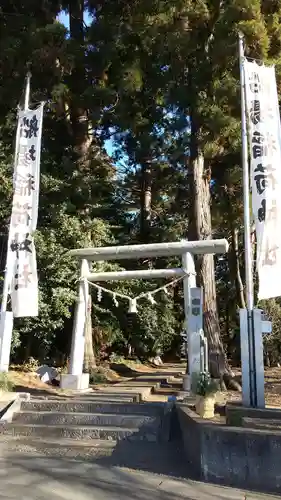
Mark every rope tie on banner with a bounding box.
[79,270,194,313]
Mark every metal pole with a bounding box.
[238,33,256,407]
[1,262,10,314]
[24,71,31,111]
[1,72,32,314]
[239,34,254,311]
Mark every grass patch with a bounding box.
[0,372,15,392]
[89,368,108,385]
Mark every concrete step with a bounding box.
[28,390,142,403]
[70,391,143,400]
[118,376,167,384]
[1,423,158,441]
[0,436,186,476]
[21,400,166,415]
[93,387,152,400]
[153,387,180,396]
[242,416,281,430]
[13,411,159,428]
[53,393,141,402]
[0,435,116,459]
[115,381,160,388]
[29,393,140,402]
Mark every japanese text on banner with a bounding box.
[244,60,281,300]
[6,104,44,317]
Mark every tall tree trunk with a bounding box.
[225,190,246,310]
[69,0,96,369]
[231,226,246,309]
[188,117,230,379]
[69,0,90,160]
[140,160,152,243]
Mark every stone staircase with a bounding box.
[0,392,179,463]
[3,397,168,442]
[0,366,187,476]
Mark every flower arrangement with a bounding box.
[192,371,219,397]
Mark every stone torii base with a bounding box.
[62,239,228,391]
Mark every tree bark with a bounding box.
[231,226,246,309]
[224,189,246,310]
[188,118,230,379]
[69,0,91,160]
[68,0,97,369]
[140,160,152,243]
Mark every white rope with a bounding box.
[134,273,189,300]
[87,280,131,300]
[82,269,193,308]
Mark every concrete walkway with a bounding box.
[0,453,279,500]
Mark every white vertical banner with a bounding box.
[244,60,281,300]
[6,104,44,317]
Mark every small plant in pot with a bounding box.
[192,371,219,419]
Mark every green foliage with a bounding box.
[192,372,220,397]
[89,368,108,385]
[22,357,40,373]
[0,373,15,392]
[0,0,281,372]
[12,216,114,361]
[109,353,127,364]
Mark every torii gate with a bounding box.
[61,239,229,390]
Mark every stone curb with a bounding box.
[0,392,30,424]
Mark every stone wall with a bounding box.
[177,404,281,494]
[226,402,281,426]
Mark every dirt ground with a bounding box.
[5,363,281,409]
[217,366,281,408]
[5,360,161,399]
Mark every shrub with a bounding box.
[89,369,107,385]
[109,353,126,364]
[22,357,40,372]
[0,373,15,392]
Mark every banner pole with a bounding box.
[24,71,31,111]
[238,32,257,407]
[239,34,254,311]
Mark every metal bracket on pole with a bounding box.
[253,309,265,408]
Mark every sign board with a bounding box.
[188,287,203,382]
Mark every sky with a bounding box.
[57,10,115,158]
